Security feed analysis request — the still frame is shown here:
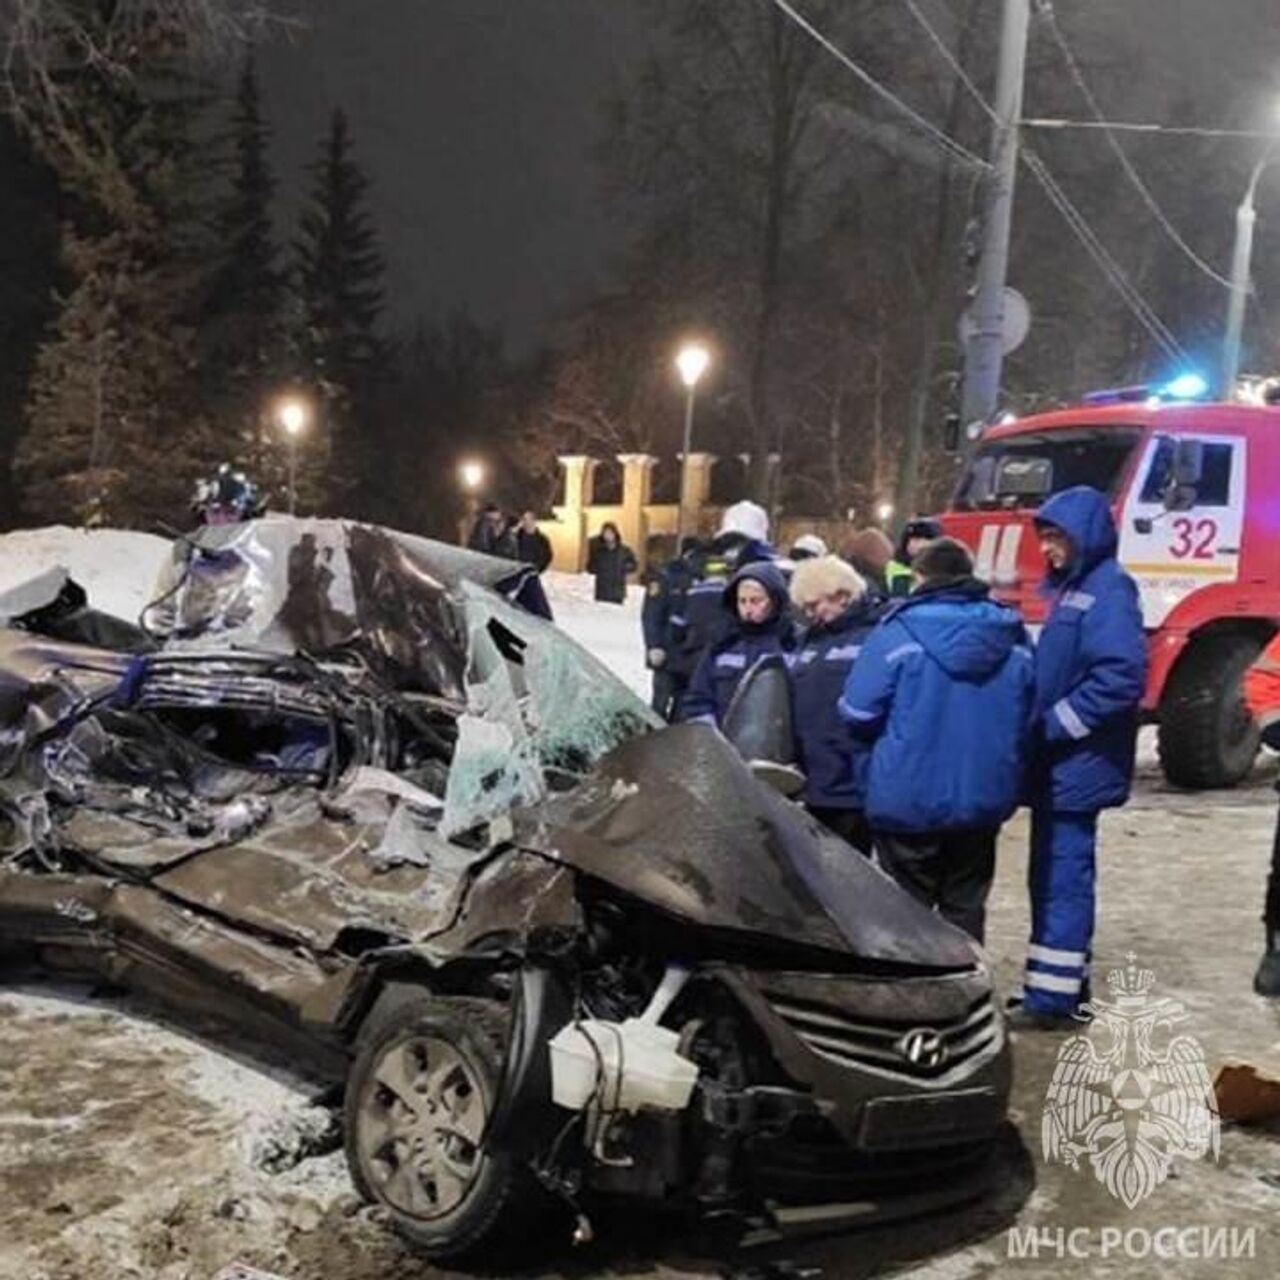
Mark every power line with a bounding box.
[769,0,989,172]
[900,0,1188,363]
[1022,148,1188,362]
[1024,118,1280,142]
[899,0,998,124]
[1025,150,1184,359]
[1038,0,1235,290]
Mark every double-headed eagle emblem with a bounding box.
[1041,954,1219,1208]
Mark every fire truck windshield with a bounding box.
[953,427,1143,511]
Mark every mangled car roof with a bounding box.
[150,517,533,698]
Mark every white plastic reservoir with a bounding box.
[549,1017,699,1113]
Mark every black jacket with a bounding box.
[587,537,637,603]
[468,518,516,560]
[516,527,553,573]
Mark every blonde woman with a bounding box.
[788,556,884,852]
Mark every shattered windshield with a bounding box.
[441,582,659,837]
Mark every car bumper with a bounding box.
[717,965,1011,1154]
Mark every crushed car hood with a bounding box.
[514,724,979,972]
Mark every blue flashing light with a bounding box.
[1161,372,1209,401]
[1081,373,1210,407]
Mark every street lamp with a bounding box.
[459,459,485,493]
[277,397,309,515]
[876,500,895,525]
[674,342,711,547]
[1222,108,1280,396]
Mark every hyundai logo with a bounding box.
[896,1027,949,1069]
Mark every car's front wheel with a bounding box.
[344,992,557,1266]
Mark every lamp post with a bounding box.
[1222,121,1280,397]
[458,459,485,545]
[277,398,308,515]
[674,343,711,548]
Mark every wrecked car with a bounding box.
[0,517,1010,1264]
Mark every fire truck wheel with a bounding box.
[1158,632,1265,790]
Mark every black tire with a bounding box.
[344,991,561,1267]
[1158,632,1265,789]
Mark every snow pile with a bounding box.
[0,526,649,696]
[0,526,170,624]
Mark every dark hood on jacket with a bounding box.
[1034,486,1118,585]
[721,560,790,625]
[895,580,1024,681]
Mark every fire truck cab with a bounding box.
[941,392,1280,789]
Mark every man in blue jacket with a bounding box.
[1016,485,1147,1027]
[838,539,1034,942]
[680,560,793,726]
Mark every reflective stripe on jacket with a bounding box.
[1031,487,1147,812]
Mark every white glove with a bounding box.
[647,648,667,669]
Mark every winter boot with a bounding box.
[1254,928,1280,997]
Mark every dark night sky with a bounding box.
[258,0,646,352]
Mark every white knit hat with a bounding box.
[718,500,770,543]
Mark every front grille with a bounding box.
[766,990,1000,1082]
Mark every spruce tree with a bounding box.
[204,55,285,490]
[14,21,219,529]
[293,108,386,515]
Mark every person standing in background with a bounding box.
[642,536,697,719]
[844,527,894,596]
[587,521,637,604]
[885,518,943,597]
[468,503,516,559]
[789,533,829,563]
[515,511,553,573]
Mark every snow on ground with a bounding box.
[542,571,648,697]
[5,525,1280,1278]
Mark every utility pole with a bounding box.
[959,0,1031,449]
[1222,150,1275,397]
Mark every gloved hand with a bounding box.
[647,647,667,669]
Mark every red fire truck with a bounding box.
[940,388,1280,789]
